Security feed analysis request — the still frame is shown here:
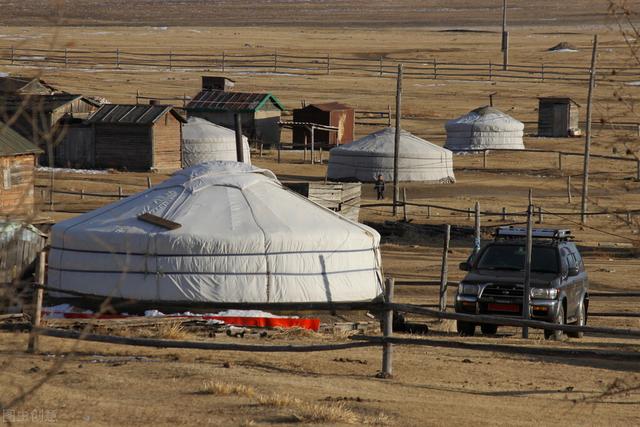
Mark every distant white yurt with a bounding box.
[326,127,455,183]
[445,106,524,151]
[47,162,383,304]
[182,117,251,167]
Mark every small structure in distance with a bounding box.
[292,102,354,147]
[445,106,525,151]
[537,97,581,137]
[182,117,251,167]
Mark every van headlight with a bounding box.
[458,283,480,296]
[530,288,558,299]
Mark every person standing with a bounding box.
[374,174,385,200]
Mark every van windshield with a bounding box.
[476,244,559,274]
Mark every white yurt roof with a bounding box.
[444,106,525,151]
[326,127,455,183]
[182,117,251,167]
[48,161,383,304]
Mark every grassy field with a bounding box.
[2,3,640,425]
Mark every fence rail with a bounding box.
[2,46,639,85]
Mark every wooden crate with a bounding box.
[283,181,361,222]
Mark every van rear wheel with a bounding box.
[457,321,476,336]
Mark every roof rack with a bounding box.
[495,226,572,241]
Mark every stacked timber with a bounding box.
[283,182,361,222]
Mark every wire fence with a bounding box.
[1,46,639,86]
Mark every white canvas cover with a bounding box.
[47,161,383,303]
[445,106,524,151]
[182,117,251,167]
[326,127,455,183]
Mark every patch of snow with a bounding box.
[625,81,640,86]
[37,166,108,175]
[550,48,578,53]
[43,304,92,319]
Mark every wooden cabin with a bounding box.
[85,104,186,171]
[186,82,284,147]
[538,97,581,137]
[1,94,100,165]
[0,123,43,219]
[292,102,355,147]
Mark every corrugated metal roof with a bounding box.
[0,122,43,156]
[186,90,284,113]
[86,104,187,125]
[307,102,352,112]
[1,94,99,112]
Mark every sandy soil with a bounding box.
[2,6,640,425]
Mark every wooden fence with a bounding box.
[1,46,639,86]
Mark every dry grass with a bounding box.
[137,321,191,340]
[197,381,256,398]
[257,392,389,425]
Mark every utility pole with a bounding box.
[581,35,598,224]
[392,64,403,216]
[522,188,533,339]
[234,113,244,163]
[501,0,509,70]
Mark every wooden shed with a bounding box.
[0,123,43,219]
[186,88,284,147]
[537,97,581,137]
[1,94,100,165]
[292,102,354,147]
[0,75,58,95]
[86,104,186,171]
[0,222,46,284]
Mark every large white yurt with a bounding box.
[326,127,455,183]
[444,106,525,151]
[47,162,383,304]
[182,117,251,167]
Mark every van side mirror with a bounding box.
[568,266,579,277]
[459,262,471,271]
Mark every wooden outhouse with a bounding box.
[0,123,43,219]
[292,102,355,147]
[537,97,581,137]
[86,104,186,171]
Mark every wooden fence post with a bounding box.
[118,186,123,199]
[636,160,640,181]
[116,48,120,69]
[538,206,544,224]
[567,176,572,203]
[10,46,14,65]
[379,56,383,77]
[488,60,493,80]
[80,188,85,200]
[558,152,563,170]
[222,51,225,72]
[27,251,46,354]
[502,207,507,221]
[427,205,431,218]
[326,53,330,75]
[483,150,488,168]
[147,176,152,189]
[467,208,471,219]
[169,49,172,71]
[402,188,408,222]
[541,63,545,82]
[378,277,394,379]
[387,105,392,126]
[439,224,451,312]
[64,48,68,67]
[433,58,438,79]
[49,170,54,211]
[474,201,481,254]
[274,50,278,73]
[136,89,140,104]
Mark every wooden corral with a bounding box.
[0,222,46,284]
[1,94,100,166]
[283,181,361,222]
[0,123,42,218]
[82,104,186,171]
[186,82,284,147]
[292,102,354,147]
[537,97,581,137]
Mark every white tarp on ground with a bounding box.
[182,117,251,167]
[47,161,383,303]
[326,127,455,183]
[444,106,525,151]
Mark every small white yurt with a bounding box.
[47,162,383,304]
[326,127,455,183]
[445,106,524,151]
[182,117,251,167]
